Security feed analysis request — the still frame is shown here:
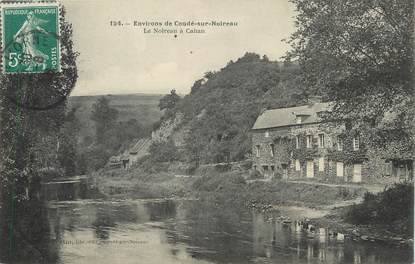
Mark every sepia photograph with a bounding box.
[0,0,413,263]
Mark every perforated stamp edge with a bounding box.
[0,1,62,74]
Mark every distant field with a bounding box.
[68,93,164,141]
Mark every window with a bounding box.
[337,136,343,151]
[270,144,275,157]
[319,157,325,172]
[353,137,360,151]
[295,136,300,149]
[296,116,302,124]
[295,159,301,171]
[306,135,313,148]
[255,145,260,157]
[318,134,325,148]
[326,135,332,148]
[265,131,270,138]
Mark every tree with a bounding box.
[58,108,81,176]
[286,0,414,133]
[0,6,78,262]
[190,79,204,94]
[116,118,144,144]
[90,97,118,144]
[148,139,180,162]
[0,7,78,201]
[158,89,181,111]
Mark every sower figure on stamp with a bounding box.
[13,11,50,71]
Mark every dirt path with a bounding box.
[287,180,384,193]
[322,197,363,210]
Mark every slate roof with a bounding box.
[252,102,332,130]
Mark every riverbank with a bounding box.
[90,164,413,248]
[311,207,413,247]
[90,168,192,199]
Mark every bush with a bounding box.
[241,160,253,170]
[214,163,231,172]
[148,139,180,162]
[345,182,414,235]
[247,169,262,180]
[192,172,246,193]
[138,155,169,173]
[191,172,250,211]
[152,119,162,131]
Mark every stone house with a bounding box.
[251,102,413,184]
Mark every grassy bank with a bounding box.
[192,171,365,208]
[91,168,192,199]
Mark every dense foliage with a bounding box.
[91,97,119,144]
[345,183,414,236]
[0,7,78,201]
[58,108,81,176]
[287,0,414,146]
[159,53,306,165]
[79,97,147,171]
[148,139,180,163]
[159,89,181,117]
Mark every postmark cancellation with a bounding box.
[1,1,61,74]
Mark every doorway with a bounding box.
[306,161,314,178]
[352,164,362,183]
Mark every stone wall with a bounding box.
[252,127,290,179]
[251,122,411,185]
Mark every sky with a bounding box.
[62,0,296,96]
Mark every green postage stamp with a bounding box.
[1,2,60,74]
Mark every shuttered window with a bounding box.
[306,135,312,148]
[336,162,344,177]
[337,136,343,151]
[295,159,301,171]
[295,136,300,149]
[318,134,325,148]
[353,137,360,151]
[319,157,325,172]
[306,161,314,178]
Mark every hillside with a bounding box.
[68,93,163,143]
[151,53,306,166]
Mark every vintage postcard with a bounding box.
[0,0,413,263]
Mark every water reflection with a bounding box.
[0,200,58,264]
[0,199,412,264]
[249,212,412,264]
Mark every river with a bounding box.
[0,198,412,264]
